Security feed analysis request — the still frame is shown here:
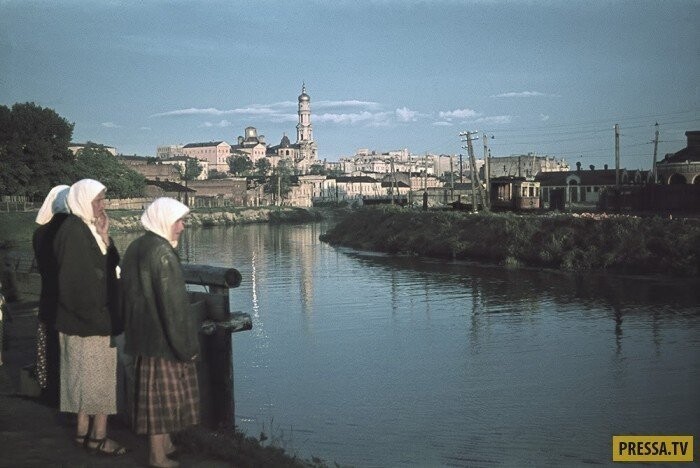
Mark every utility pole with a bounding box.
[614,124,620,190]
[459,154,463,183]
[651,122,659,184]
[390,157,397,204]
[449,155,454,202]
[483,133,491,209]
[460,131,484,212]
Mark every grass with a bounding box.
[320,207,700,277]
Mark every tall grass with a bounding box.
[320,207,700,277]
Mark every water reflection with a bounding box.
[112,224,700,467]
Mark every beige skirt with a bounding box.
[59,333,117,414]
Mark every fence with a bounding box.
[0,196,39,212]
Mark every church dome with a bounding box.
[298,84,310,102]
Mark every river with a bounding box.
[117,221,699,467]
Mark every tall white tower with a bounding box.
[296,83,313,143]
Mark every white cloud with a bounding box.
[439,108,480,120]
[315,100,381,110]
[540,114,550,121]
[101,122,120,128]
[472,115,513,125]
[433,121,453,126]
[491,91,560,98]
[140,126,151,131]
[314,111,393,126]
[395,107,419,122]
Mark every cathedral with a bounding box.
[230,84,318,174]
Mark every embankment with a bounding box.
[320,207,700,277]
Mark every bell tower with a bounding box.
[296,83,313,143]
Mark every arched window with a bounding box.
[669,173,687,185]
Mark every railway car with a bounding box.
[489,176,541,211]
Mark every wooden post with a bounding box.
[182,264,251,429]
[615,124,620,190]
[483,133,491,211]
[652,122,659,183]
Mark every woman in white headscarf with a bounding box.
[121,197,199,468]
[54,178,126,456]
[32,184,70,406]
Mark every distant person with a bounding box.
[121,197,199,468]
[32,184,70,407]
[54,179,126,456]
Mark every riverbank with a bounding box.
[0,272,329,467]
[319,206,700,277]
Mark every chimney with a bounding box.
[604,164,609,170]
[576,161,581,171]
[589,164,595,171]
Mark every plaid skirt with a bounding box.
[132,356,200,435]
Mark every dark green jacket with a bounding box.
[121,231,199,362]
[53,214,120,337]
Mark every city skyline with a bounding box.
[1,0,698,168]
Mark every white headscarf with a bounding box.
[35,185,70,225]
[67,179,106,224]
[141,197,190,248]
[67,179,108,254]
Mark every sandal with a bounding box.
[86,437,128,457]
[73,434,88,449]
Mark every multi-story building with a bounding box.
[156,145,185,159]
[182,141,231,173]
[487,154,569,179]
[160,156,209,180]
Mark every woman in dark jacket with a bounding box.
[55,179,125,455]
[121,197,199,468]
[33,184,70,407]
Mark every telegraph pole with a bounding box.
[651,122,659,184]
[449,155,454,202]
[614,124,620,190]
[483,133,491,209]
[460,131,485,212]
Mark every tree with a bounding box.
[264,159,294,200]
[0,102,75,196]
[73,144,146,198]
[229,155,253,176]
[309,163,328,176]
[254,157,271,176]
[179,157,203,182]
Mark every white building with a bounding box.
[182,141,231,173]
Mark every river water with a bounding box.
[117,222,699,467]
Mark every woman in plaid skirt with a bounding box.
[121,198,200,468]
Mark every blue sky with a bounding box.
[1,0,698,168]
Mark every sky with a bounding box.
[1,0,698,169]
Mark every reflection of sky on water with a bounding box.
[113,224,700,467]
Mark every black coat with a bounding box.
[121,231,199,362]
[33,213,69,325]
[53,214,120,337]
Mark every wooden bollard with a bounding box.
[182,264,251,430]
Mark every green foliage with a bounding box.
[321,208,700,277]
[179,157,203,181]
[264,159,294,196]
[229,155,253,175]
[254,157,271,176]
[73,144,145,198]
[0,102,75,196]
[308,163,327,175]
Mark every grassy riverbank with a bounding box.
[0,206,326,247]
[0,207,334,468]
[320,206,700,277]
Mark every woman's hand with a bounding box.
[95,213,110,245]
